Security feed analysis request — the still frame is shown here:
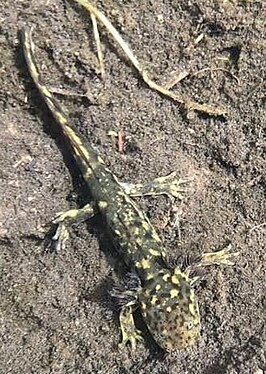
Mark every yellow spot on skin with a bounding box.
[174,268,182,276]
[144,290,150,298]
[141,303,147,310]
[142,221,150,231]
[98,201,108,209]
[140,258,151,269]
[189,303,196,316]
[155,284,161,291]
[28,58,39,79]
[171,275,179,284]
[56,111,68,125]
[152,232,161,242]
[170,289,179,298]
[151,296,158,305]
[97,156,105,164]
[149,249,160,256]
[66,128,92,161]
[166,306,172,312]
[65,128,105,173]
[136,237,144,246]
[163,273,170,282]
[135,262,141,268]
[42,85,52,98]
[85,168,93,178]
[133,227,140,236]
[146,272,154,280]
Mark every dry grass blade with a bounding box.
[72,0,226,116]
[91,13,105,79]
[163,70,190,90]
[191,67,240,84]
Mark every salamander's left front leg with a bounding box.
[119,305,143,350]
[121,172,190,200]
[52,203,95,251]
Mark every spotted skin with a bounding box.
[22,28,238,351]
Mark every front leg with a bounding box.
[52,203,96,251]
[121,172,191,200]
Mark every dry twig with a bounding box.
[163,70,190,90]
[191,67,239,84]
[117,130,125,153]
[90,13,105,79]
[71,0,226,116]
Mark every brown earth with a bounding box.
[0,1,265,373]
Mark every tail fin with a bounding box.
[22,27,72,135]
[22,27,103,173]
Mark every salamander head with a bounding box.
[140,268,200,350]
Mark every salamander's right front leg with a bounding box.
[52,203,95,251]
[121,172,191,200]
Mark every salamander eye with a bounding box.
[184,321,194,330]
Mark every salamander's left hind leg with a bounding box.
[196,244,239,267]
[111,272,143,349]
[118,305,144,350]
[121,172,191,200]
[185,244,239,283]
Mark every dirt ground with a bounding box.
[0,0,265,373]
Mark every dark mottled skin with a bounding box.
[22,27,236,351]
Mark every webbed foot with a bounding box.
[119,305,143,350]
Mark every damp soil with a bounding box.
[0,1,265,373]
